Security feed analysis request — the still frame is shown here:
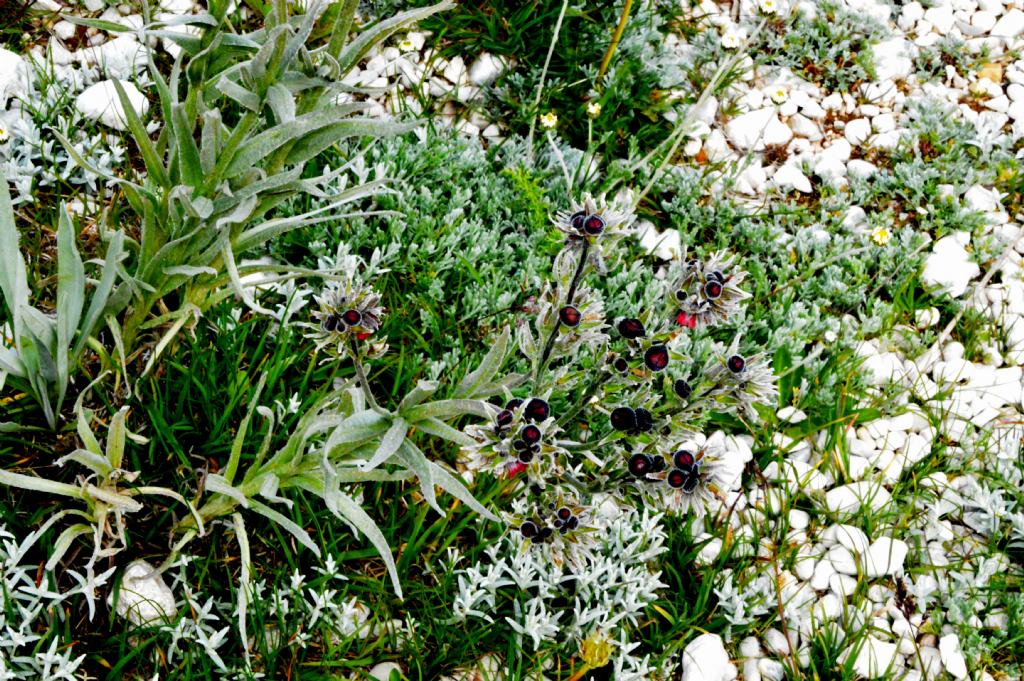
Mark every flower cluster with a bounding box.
[462,396,567,481]
[306,269,387,360]
[671,251,750,329]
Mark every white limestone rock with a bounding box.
[824,482,892,516]
[681,633,731,681]
[845,636,900,678]
[939,634,968,680]
[75,79,149,131]
[864,537,909,577]
[112,560,177,626]
[725,108,793,150]
[923,234,981,298]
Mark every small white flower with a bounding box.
[586,101,602,117]
[721,26,746,49]
[539,111,558,129]
[759,0,778,14]
[769,86,788,104]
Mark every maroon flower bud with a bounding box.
[613,357,629,374]
[727,354,746,373]
[342,309,362,326]
[524,398,550,422]
[556,507,572,521]
[634,408,654,432]
[644,345,670,372]
[583,214,606,235]
[570,211,587,233]
[704,280,723,299]
[610,407,637,432]
[617,318,646,339]
[666,469,687,488]
[520,424,542,445]
[674,379,692,399]
[628,453,653,477]
[520,520,539,538]
[496,409,514,427]
[559,305,582,327]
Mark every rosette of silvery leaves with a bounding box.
[305,250,388,360]
[701,334,778,419]
[670,250,751,329]
[553,190,637,274]
[460,392,570,484]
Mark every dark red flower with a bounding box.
[520,424,542,445]
[704,280,723,299]
[617,318,646,339]
[644,345,670,371]
[610,407,637,432]
[520,520,539,538]
[583,214,606,235]
[628,453,653,477]
[673,450,696,469]
[559,305,582,327]
[524,398,550,422]
[727,354,746,373]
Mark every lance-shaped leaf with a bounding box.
[55,205,85,414]
[329,491,401,598]
[454,325,510,399]
[360,416,407,472]
[394,439,438,514]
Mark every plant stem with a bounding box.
[534,240,590,386]
[526,0,570,164]
[596,0,633,86]
[350,339,379,410]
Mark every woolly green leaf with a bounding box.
[0,171,29,328]
[360,416,406,471]
[331,491,401,598]
[55,205,85,414]
[454,325,510,399]
[428,461,498,522]
[334,1,453,75]
[404,399,493,422]
[45,524,94,571]
[247,498,321,556]
[105,406,129,470]
[414,417,476,447]
[395,439,438,514]
[112,80,169,188]
[73,230,125,360]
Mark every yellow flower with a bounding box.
[586,101,602,118]
[871,225,892,246]
[539,111,558,129]
[759,0,778,13]
[579,629,613,669]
